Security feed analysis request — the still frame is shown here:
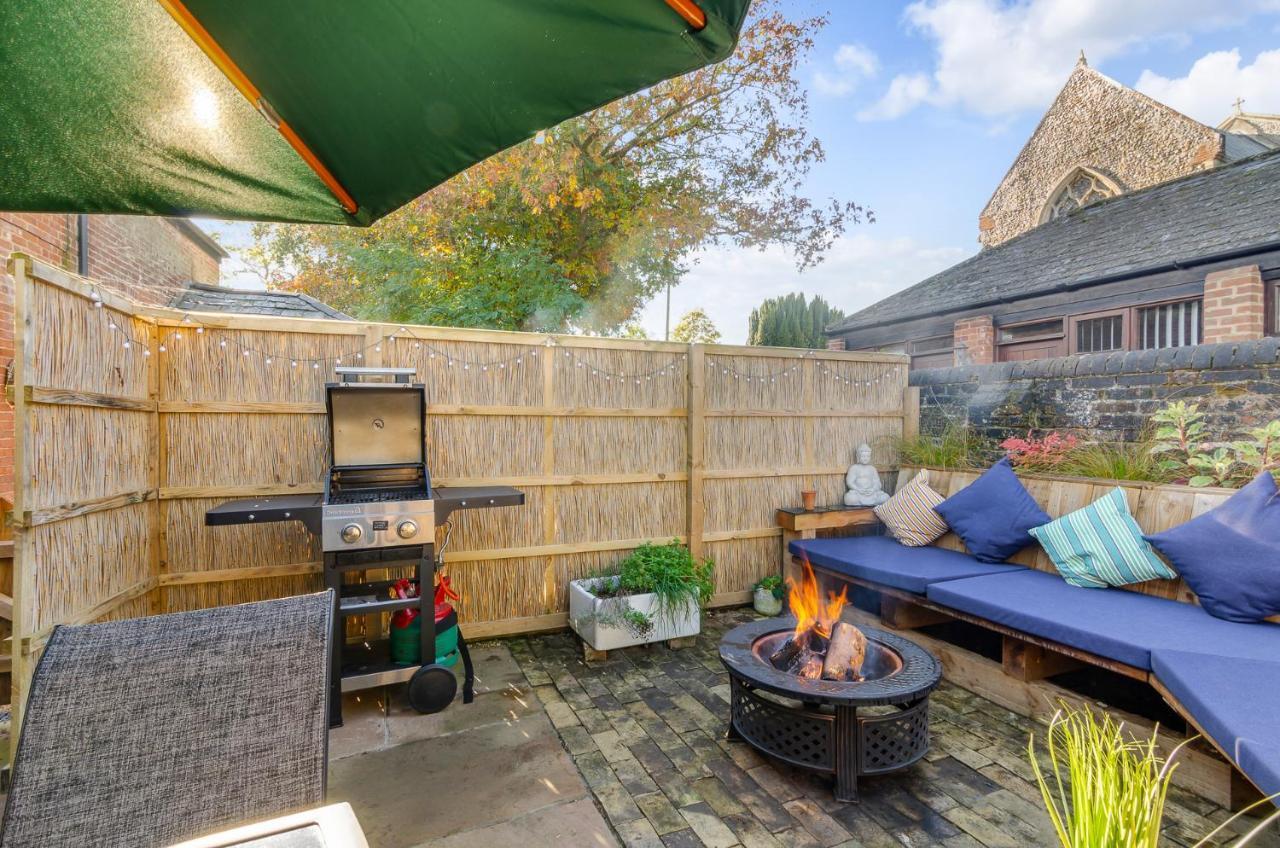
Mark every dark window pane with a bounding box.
[1137,300,1202,350]
[1077,315,1123,353]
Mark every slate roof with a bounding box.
[830,148,1280,334]
[169,282,352,320]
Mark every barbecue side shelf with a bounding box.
[203,486,524,531]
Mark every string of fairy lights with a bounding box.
[89,288,897,389]
[709,350,897,389]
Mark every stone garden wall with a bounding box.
[911,338,1280,444]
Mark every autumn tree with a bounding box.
[247,2,867,333]
[748,292,844,348]
[671,308,722,344]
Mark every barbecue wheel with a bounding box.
[407,663,457,714]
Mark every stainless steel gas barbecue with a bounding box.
[206,366,523,725]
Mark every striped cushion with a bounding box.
[1029,487,1177,587]
[874,470,949,547]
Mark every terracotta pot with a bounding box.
[801,489,817,511]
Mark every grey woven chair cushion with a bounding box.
[0,592,333,848]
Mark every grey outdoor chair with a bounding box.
[0,591,333,848]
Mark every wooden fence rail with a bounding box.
[8,254,911,735]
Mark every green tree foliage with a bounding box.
[244,2,867,333]
[747,292,845,348]
[671,308,721,344]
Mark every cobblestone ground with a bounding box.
[509,608,1278,848]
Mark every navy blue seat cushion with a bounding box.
[926,569,1280,670]
[788,536,1026,595]
[1239,740,1280,800]
[934,458,1052,563]
[1144,471,1280,623]
[1151,649,1280,797]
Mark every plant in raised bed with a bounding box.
[895,421,992,470]
[568,541,713,652]
[1151,402,1280,487]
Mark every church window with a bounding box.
[1138,300,1201,349]
[1072,313,1124,354]
[1043,168,1118,222]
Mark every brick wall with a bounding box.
[0,213,221,499]
[953,315,994,366]
[1203,264,1265,344]
[911,338,1280,446]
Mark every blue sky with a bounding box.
[203,1,1280,343]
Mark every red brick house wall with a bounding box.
[0,213,222,499]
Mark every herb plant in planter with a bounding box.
[569,540,714,653]
[752,574,784,616]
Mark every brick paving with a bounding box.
[510,608,1279,848]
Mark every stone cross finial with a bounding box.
[1076,49,1087,67]
[1233,96,1246,114]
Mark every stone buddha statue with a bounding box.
[844,442,889,507]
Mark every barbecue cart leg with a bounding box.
[420,546,437,666]
[326,553,344,727]
[457,631,475,704]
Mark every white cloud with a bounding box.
[858,73,931,121]
[638,235,971,344]
[1135,48,1280,124]
[813,43,879,97]
[860,0,1280,121]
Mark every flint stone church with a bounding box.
[825,57,1280,370]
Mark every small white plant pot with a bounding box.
[753,586,783,617]
[568,577,701,651]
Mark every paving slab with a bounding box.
[330,709,588,848]
[412,797,617,848]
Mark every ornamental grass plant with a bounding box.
[1030,706,1279,848]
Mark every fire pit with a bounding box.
[718,563,940,801]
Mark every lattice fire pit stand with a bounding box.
[719,617,942,802]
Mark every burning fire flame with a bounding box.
[788,555,848,638]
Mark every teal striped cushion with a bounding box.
[1029,487,1177,588]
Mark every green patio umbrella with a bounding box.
[0,0,750,225]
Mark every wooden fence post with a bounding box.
[686,344,705,562]
[903,385,920,441]
[541,342,557,612]
[149,319,165,615]
[9,254,32,753]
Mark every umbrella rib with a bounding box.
[663,0,707,30]
[155,0,360,216]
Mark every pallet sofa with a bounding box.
[790,466,1280,807]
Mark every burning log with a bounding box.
[821,622,868,682]
[769,632,806,668]
[795,651,825,680]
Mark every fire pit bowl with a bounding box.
[752,630,905,680]
[719,616,941,802]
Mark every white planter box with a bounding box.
[568,577,700,651]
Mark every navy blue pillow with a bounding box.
[1144,471,1280,623]
[935,458,1052,563]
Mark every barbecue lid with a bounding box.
[327,377,425,468]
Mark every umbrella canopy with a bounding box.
[0,0,750,225]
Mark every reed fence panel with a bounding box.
[9,255,911,731]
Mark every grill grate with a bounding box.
[328,489,428,505]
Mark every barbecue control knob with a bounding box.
[340,523,363,544]
[396,520,419,540]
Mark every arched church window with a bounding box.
[1042,168,1118,222]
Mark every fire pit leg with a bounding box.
[725,718,742,742]
[834,705,860,803]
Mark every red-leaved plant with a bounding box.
[1001,431,1079,469]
